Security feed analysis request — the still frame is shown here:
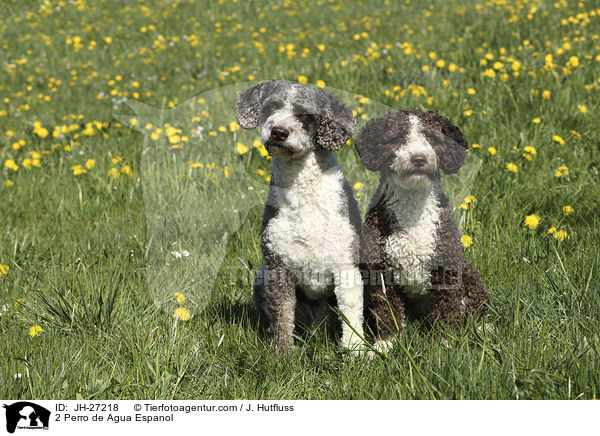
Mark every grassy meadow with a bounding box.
[1,0,599,399]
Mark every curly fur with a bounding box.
[356,110,489,347]
[236,81,363,354]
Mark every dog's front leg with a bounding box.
[334,266,364,351]
[264,265,297,355]
[365,269,406,348]
[429,264,463,326]
[430,287,463,327]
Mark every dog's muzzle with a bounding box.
[265,127,294,156]
[265,139,294,156]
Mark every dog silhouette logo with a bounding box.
[3,402,50,434]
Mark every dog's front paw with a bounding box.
[363,338,395,359]
[340,330,367,356]
[374,338,394,353]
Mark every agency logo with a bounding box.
[3,402,50,434]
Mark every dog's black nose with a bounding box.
[411,154,427,167]
[270,127,289,142]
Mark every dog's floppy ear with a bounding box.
[354,112,405,171]
[421,111,467,174]
[315,90,356,151]
[236,82,268,129]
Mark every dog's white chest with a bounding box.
[385,190,440,294]
[265,158,355,298]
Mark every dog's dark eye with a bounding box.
[383,134,404,145]
[296,113,317,129]
[260,101,283,119]
[423,130,444,147]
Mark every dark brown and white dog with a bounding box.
[355,110,489,351]
[236,81,364,354]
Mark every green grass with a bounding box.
[1,0,599,399]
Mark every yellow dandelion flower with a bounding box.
[532,117,541,124]
[471,143,482,149]
[315,80,326,88]
[256,169,265,176]
[29,325,43,337]
[3,180,14,187]
[464,195,477,204]
[487,147,497,156]
[71,165,87,175]
[578,104,587,114]
[552,135,565,145]
[522,146,537,161]
[34,127,49,138]
[556,165,569,177]
[467,88,476,95]
[85,159,95,169]
[542,90,551,100]
[464,109,473,117]
[256,145,268,157]
[547,227,556,234]
[108,167,120,178]
[554,230,569,241]
[562,205,574,216]
[236,142,249,154]
[174,292,186,304]
[173,307,191,321]
[353,182,363,190]
[506,162,518,173]
[566,56,579,68]
[0,264,9,276]
[461,235,473,248]
[458,203,469,210]
[524,214,540,229]
[121,165,133,176]
[297,75,308,84]
[229,121,239,132]
[5,159,19,171]
[483,69,496,78]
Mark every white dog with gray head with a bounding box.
[236,80,364,354]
